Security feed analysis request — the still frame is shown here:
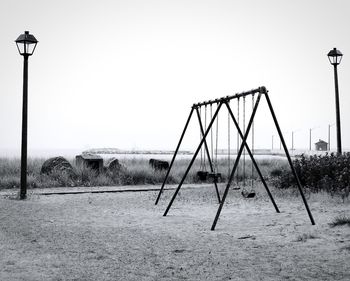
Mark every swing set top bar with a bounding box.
[192,86,267,108]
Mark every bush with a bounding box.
[270,168,283,178]
[329,215,350,227]
[271,153,350,197]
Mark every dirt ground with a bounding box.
[0,184,349,281]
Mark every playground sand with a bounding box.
[0,184,349,281]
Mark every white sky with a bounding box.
[0,0,349,155]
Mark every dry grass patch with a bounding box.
[329,215,350,227]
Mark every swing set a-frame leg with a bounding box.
[155,107,194,205]
[264,92,315,225]
[195,108,221,203]
[163,102,223,216]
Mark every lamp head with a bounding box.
[327,48,343,66]
[15,31,38,56]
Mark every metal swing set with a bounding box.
[155,86,315,230]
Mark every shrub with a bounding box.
[270,168,283,177]
[271,153,350,196]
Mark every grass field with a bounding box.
[0,156,288,190]
[0,183,349,281]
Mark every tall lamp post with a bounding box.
[15,31,38,199]
[327,48,343,155]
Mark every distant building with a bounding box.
[315,139,328,151]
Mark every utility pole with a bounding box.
[309,128,311,151]
[328,124,335,151]
[328,125,330,151]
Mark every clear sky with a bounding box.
[0,0,349,156]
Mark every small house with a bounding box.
[315,139,328,151]
[76,154,103,173]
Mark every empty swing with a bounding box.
[208,103,221,183]
[228,100,240,190]
[197,105,208,181]
[241,95,256,198]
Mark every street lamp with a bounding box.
[15,31,38,199]
[327,47,343,155]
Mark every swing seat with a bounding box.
[241,189,256,198]
[197,171,208,181]
[208,172,221,182]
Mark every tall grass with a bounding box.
[0,158,45,188]
[0,156,288,190]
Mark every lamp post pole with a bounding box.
[327,48,343,155]
[20,55,29,199]
[15,31,38,200]
[333,63,342,155]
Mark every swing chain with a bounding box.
[236,97,240,184]
[210,104,214,168]
[204,105,207,171]
[228,100,230,176]
[251,94,255,187]
[215,106,219,172]
[243,96,246,187]
[199,106,203,170]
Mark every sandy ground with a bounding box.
[0,184,349,281]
